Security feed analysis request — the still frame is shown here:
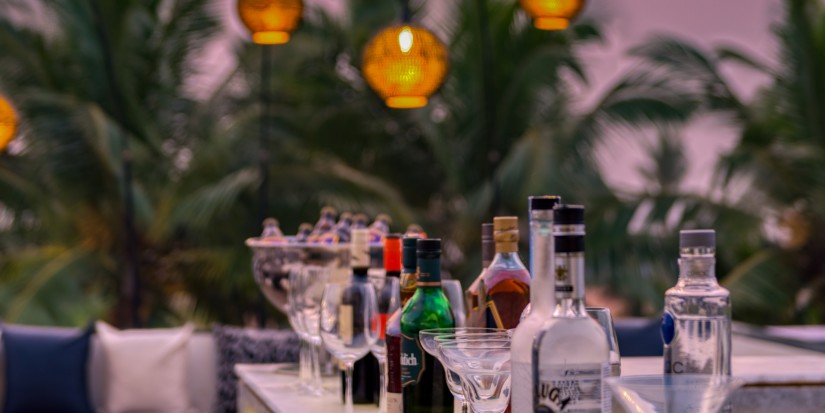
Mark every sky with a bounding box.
[213,0,783,195]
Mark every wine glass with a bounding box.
[438,339,513,413]
[294,265,330,395]
[372,276,400,413]
[605,374,745,413]
[420,328,511,413]
[320,282,378,413]
[587,307,622,376]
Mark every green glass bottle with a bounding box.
[400,238,454,413]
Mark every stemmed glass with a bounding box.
[419,328,511,413]
[605,374,745,413]
[286,264,311,389]
[438,339,513,413]
[292,265,330,394]
[320,282,378,413]
[372,276,400,413]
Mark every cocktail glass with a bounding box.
[437,339,512,413]
[420,328,511,413]
[605,374,745,413]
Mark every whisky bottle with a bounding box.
[534,205,610,413]
[480,216,531,329]
[401,239,454,413]
[399,236,421,304]
[466,223,494,326]
[511,196,560,413]
[385,235,417,413]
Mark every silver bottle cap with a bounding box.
[679,229,715,249]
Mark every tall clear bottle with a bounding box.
[386,236,419,413]
[478,216,531,329]
[511,196,560,413]
[662,229,731,376]
[401,239,454,413]
[534,205,610,413]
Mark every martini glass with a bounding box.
[438,339,512,413]
[420,328,510,413]
[605,375,745,413]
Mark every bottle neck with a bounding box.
[353,267,369,282]
[386,271,400,278]
[678,247,718,286]
[416,255,442,288]
[530,213,554,314]
[553,250,587,318]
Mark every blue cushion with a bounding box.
[2,323,94,413]
[614,318,664,357]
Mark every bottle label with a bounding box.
[554,252,583,299]
[400,333,425,386]
[535,362,610,413]
[386,392,402,413]
[339,304,353,345]
[417,257,441,285]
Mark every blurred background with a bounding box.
[1,0,823,328]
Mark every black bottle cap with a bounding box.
[417,238,441,253]
[529,196,561,212]
[402,236,419,270]
[554,204,585,225]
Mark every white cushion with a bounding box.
[96,321,195,413]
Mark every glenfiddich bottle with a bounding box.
[386,236,418,413]
[480,216,531,329]
[400,239,454,413]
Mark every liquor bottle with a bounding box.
[308,206,337,242]
[401,239,454,413]
[479,216,531,329]
[534,205,610,413]
[386,236,419,413]
[293,222,313,243]
[260,218,286,243]
[352,213,369,230]
[465,223,494,326]
[511,196,560,413]
[399,236,421,304]
[342,228,381,405]
[662,230,731,376]
[320,212,352,244]
[369,214,393,244]
[404,224,427,238]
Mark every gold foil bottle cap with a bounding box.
[262,217,279,227]
[493,216,519,252]
[321,206,337,217]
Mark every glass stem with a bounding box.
[344,362,355,413]
[378,359,387,413]
[310,342,323,393]
[299,339,310,386]
[462,400,469,413]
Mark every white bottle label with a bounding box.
[511,360,533,413]
[386,392,402,413]
[339,304,353,345]
[535,362,611,412]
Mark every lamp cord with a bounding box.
[400,0,411,23]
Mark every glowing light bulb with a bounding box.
[398,27,414,54]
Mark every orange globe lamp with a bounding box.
[0,95,17,152]
[519,0,586,31]
[237,0,303,45]
[362,25,449,109]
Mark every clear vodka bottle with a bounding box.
[534,205,610,413]
[511,196,560,413]
[662,229,731,376]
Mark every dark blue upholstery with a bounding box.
[614,317,664,357]
[2,323,94,413]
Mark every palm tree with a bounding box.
[626,0,825,323]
